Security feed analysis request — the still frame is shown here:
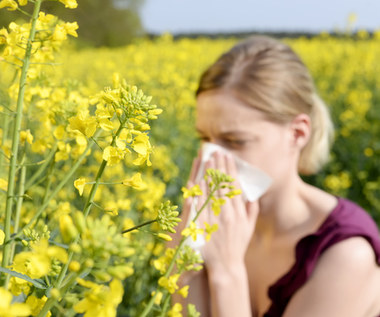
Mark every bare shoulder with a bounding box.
[284,237,380,317]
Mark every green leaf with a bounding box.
[0,266,47,289]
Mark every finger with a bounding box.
[189,156,201,183]
[225,152,240,186]
[217,151,232,196]
[246,200,260,227]
[223,153,248,221]
[197,146,203,159]
[181,193,193,220]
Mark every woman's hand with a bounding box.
[197,151,259,272]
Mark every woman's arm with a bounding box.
[172,267,211,316]
[207,264,252,317]
[196,151,259,316]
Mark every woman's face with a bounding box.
[196,90,300,183]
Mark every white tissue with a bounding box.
[184,142,272,252]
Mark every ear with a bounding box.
[289,113,311,149]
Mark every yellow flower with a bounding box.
[0,0,18,11]
[118,128,132,143]
[122,173,146,190]
[74,177,86,196]
[37,12,55,24]
[59,214,78,243]
[59,0,77,8]
[18,0,27,5]
[104,201,118,216]
[74,278,123,317]
[181,184,203,198]
[0,229,5,245]
[0,287,31,316]
[55,141,71,162]
[103,146,125,166]
[12,239,68,279]
[151,291,163,305]
[225,188,242,198]
[9,277,31,296]
[64,21,78,37]
[132,133,152,166]
[153,256,169,274]
[68,112,97,138]
[168,303,183,317]
[158,274,180,294]
[204,222,218,241]
[52,24,67,41]
[53,125,66,140]
[211,197,226,216]
[181,221,204,242]
[98,118,114,131]
[25,295,51,317]
[0,178,7,191]
[177,285,189,298]
[0,27,8,44]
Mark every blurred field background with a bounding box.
[1,0,379,220]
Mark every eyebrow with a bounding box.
[196,128,254,138]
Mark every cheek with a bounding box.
[235,139,293,177]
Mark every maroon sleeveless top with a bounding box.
[264,197,380,317]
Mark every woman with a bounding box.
[173,36,380,316]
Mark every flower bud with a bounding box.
[72,211,86,233]
[107,265,134,280]
[83,258,94,268]
[157,233,172,241]
[69,243,81,253]
[59,214,78,243]
[69,261,81,272]
[92,270,111,282]
[50,288,60,299]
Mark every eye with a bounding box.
[197,135,210,142]
[223,139,247,148]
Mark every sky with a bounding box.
[140,0,380,34]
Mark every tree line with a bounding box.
[0,0,144,47]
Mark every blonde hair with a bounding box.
[196,36,334,175]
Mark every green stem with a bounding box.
[16,6,32,17]
[82,123,124,218]
[0,109,10,178]
[160,294,171,317]
[138,189,216,317]
[41,154,56,205]
[2,0,43,273]
[12,132,99,240]
[121,219,157,234]
[36,272,78,317]
[86,181,123,185]
[5,152,27,288]
[25,143,58,190]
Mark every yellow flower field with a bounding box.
[45,32,380,217]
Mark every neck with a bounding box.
[255,174,312,239]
